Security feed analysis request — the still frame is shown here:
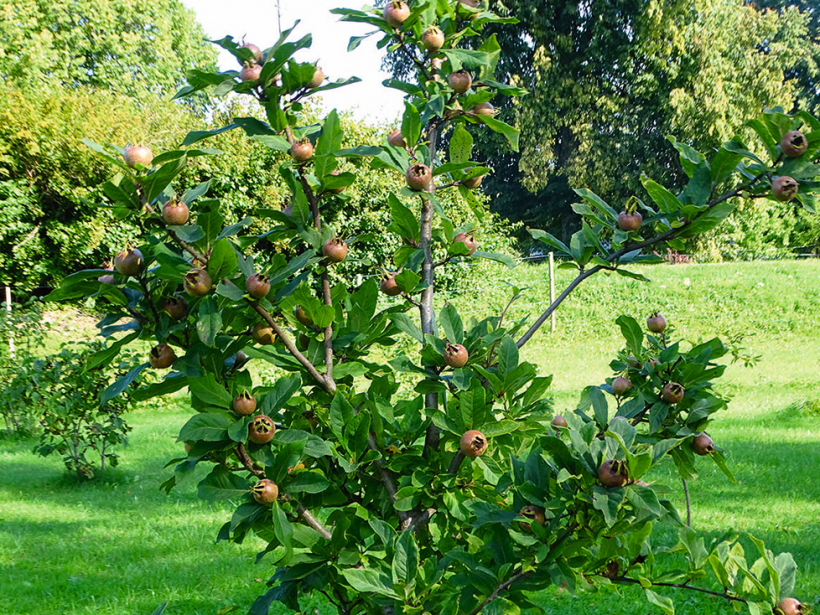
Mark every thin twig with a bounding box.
[467,569,525,615]
[615,576,747,604]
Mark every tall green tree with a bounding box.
[387,0,818,242]
[0,0,216,96]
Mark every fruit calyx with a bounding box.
[448,69,472,94]
[114,247,144,277]
[249,415,276,444]
[646,312,667,333]
[379,272,402,296]
[775,598,803,615]
[251,479,279,505]
[611,377,632,397]
[772,176,799,202]
[162,199,190,226]
[149,344,176,369]
[444,342,469,368]
[233,391,257,416]
[406,163,433,191]
[184,268,213,296]
[245,273,271,300]
[387,129,407,148]
[453,232,477,255]
[421,26,445,53]
[460,429,488,458]
[123,145,153,168]
[162,297,188,320]
[322,237,348,263]
[598,459,628,488]
[519,505,546,532]
[780,131,807,158]
[661,382,684,404]
[290,139,314,163]
[252,322,276,345]
[382,1,410,27]
[240,63,262,82]
[692,432,715,456]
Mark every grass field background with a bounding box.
[1,260,819,615]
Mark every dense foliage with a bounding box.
[46,2,820,615]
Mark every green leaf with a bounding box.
[644,589,675,615]
[196,296,222,346]
[388,194,420,242]
[179,413,233,442]
[208,239,238,281]
[100,363,149,406]
[641,176,682,214]
[393,530,419,585]
[473,250,516,269]
[340,568,400,599]
[680,202,736,238]
[260,375,302,415]
[142,155,188,203]
[592,485,624,527]
[529,229,571,255]
[497,336,518,377]
[85,332,139,372]
[616,315,643,356]
[389,313,424,344]
[450,125,473,164]
[401,101,421,149]
[189,374,234,408]
[589,387,609,427]
[286,471,330,494]
[330,395,355,444]
[439,304,464,344]
[474,115,520,151]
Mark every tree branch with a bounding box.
[367,433,410,527]
[248,300,335,393]
[615,576,747,604]
[517,171,771,349]
[467,568,525,615]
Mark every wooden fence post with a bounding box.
[4,286,13,358]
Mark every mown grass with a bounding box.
[1,260,819,615]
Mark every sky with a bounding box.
[180,0,405,123]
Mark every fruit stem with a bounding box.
[682,477,691,527]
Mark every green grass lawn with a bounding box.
[2,260,819,615]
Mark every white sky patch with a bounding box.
[181,0,405,123]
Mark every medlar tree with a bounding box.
[48,1,820,614]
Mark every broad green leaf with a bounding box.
[393,530,419,585]
[179,413,233,442]
[439,304,464,344]
[100,363,149,406]
[196,296,221,346]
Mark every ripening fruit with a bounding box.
[598,460,628,488]
[162,200,190,226]
[780,131,807,158]
[240,63,263,82]
[551,415,568,430]
[98,272,115,285]
[328,170,346,194]
[233,391,257,416]
[114,248,144,277]
[251,479,279,505]
[380,272,402,296]
[460,430,488,458]
[406,163,433,191]
[297,332,310,350]
[462,174,485,190]
[611,377,632,397]
[448,70,472,94]
[290,139,314,163]
[772,176,799,202]
[617,211,642,232]
[471,102,494,116]
[444,342,469,368]
[647,312,667,333]
[149,344,176,369]
[519,505,546,532]
[162,297,188,320]
[775,598,803,615]
[382,1,410,27]
[252,322,276,345]
[308,67,325,89]
[294,305,314,327]
[245,274,270,300]
[692,433,715,456]
[123,145,153,168]
[322,237,348,263]
[661,382,684,404]
[387,129,407,148]
[453,232,477,255]
[421,26,445,53]
[184,268,213,296]
[248,415,276,444]
[240,43,263,64]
